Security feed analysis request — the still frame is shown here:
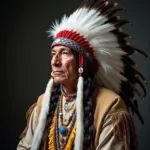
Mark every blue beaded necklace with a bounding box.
[59,95,76,136]
[54,95,76,149]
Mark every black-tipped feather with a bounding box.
[99,1,117,14]
[129,99,144,125]
[121,57,146,96]
[105,16,120,23]
[134,99,139,108]
[122,56,137,67]
[135,70,147,84]
[93,0,108,11]
[120,45,136,55]
[135,48,148,58]
[79,0,106,9]
[103,8,127,17]
[113,19,132,27]
[120,82,144,124]
[134,78,146,97]
[122,45,147,57]
[111,30,132,39]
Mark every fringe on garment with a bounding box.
[19,103,37,138]
[109,111,138,150]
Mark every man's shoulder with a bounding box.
[93,87,127,113]
[37,93,44,105]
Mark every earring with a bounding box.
[78,66,84,76]
[78,54,84,76]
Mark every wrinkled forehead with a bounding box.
[51,45,72,52]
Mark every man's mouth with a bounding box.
[53,71,63,73]
[53,71,63,75]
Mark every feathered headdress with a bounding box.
[31,0,147,150]
[49,0,147,123]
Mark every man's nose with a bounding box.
[51,54,61,66]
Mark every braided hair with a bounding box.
[73,50,95,149]
[47,83,61,123]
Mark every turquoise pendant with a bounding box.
[59,126,67,135]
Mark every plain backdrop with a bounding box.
[0,0,150,149]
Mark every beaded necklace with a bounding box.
[60,86,76,112]
[56,95,76,149]
[60,85,76,102]
[64,100,76,111]
[59,95,76,128]
[48,95,76,150]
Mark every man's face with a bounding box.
[51,45,78,85]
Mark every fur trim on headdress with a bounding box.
[31,78,54,150]
[75,76,84,150]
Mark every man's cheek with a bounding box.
[61,63,68,71]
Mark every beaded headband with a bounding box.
[51,37,93,62]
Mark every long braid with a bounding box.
[39,82,61,148]
[83,77,95,150]
[47,83,61,122]
[72,49,95,149]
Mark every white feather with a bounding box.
[90,41,120,48]
[97,47,126,55]
[69,8,107,27]
[99,61,124,73]
[48,8,112,40]
[97,69,121,92]
[93,50,124,73]
[91,33,118,43]
[95,69,116,91]
[47,20,60,38]
[95,49,123,59]
[101,62,113,72]
[94,72,111,88]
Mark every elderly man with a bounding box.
[17,0,147,150]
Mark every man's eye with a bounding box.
[62,51,69,55]
[51,52,56,56]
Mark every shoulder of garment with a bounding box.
[93,87,137,149]
[19,93,44,138]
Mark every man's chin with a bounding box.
[53,78,66,85]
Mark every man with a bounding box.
[17,0,147,149]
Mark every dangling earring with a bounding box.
[78,54,84,76]
[78,67,84,76]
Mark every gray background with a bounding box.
[1,0,149,149]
